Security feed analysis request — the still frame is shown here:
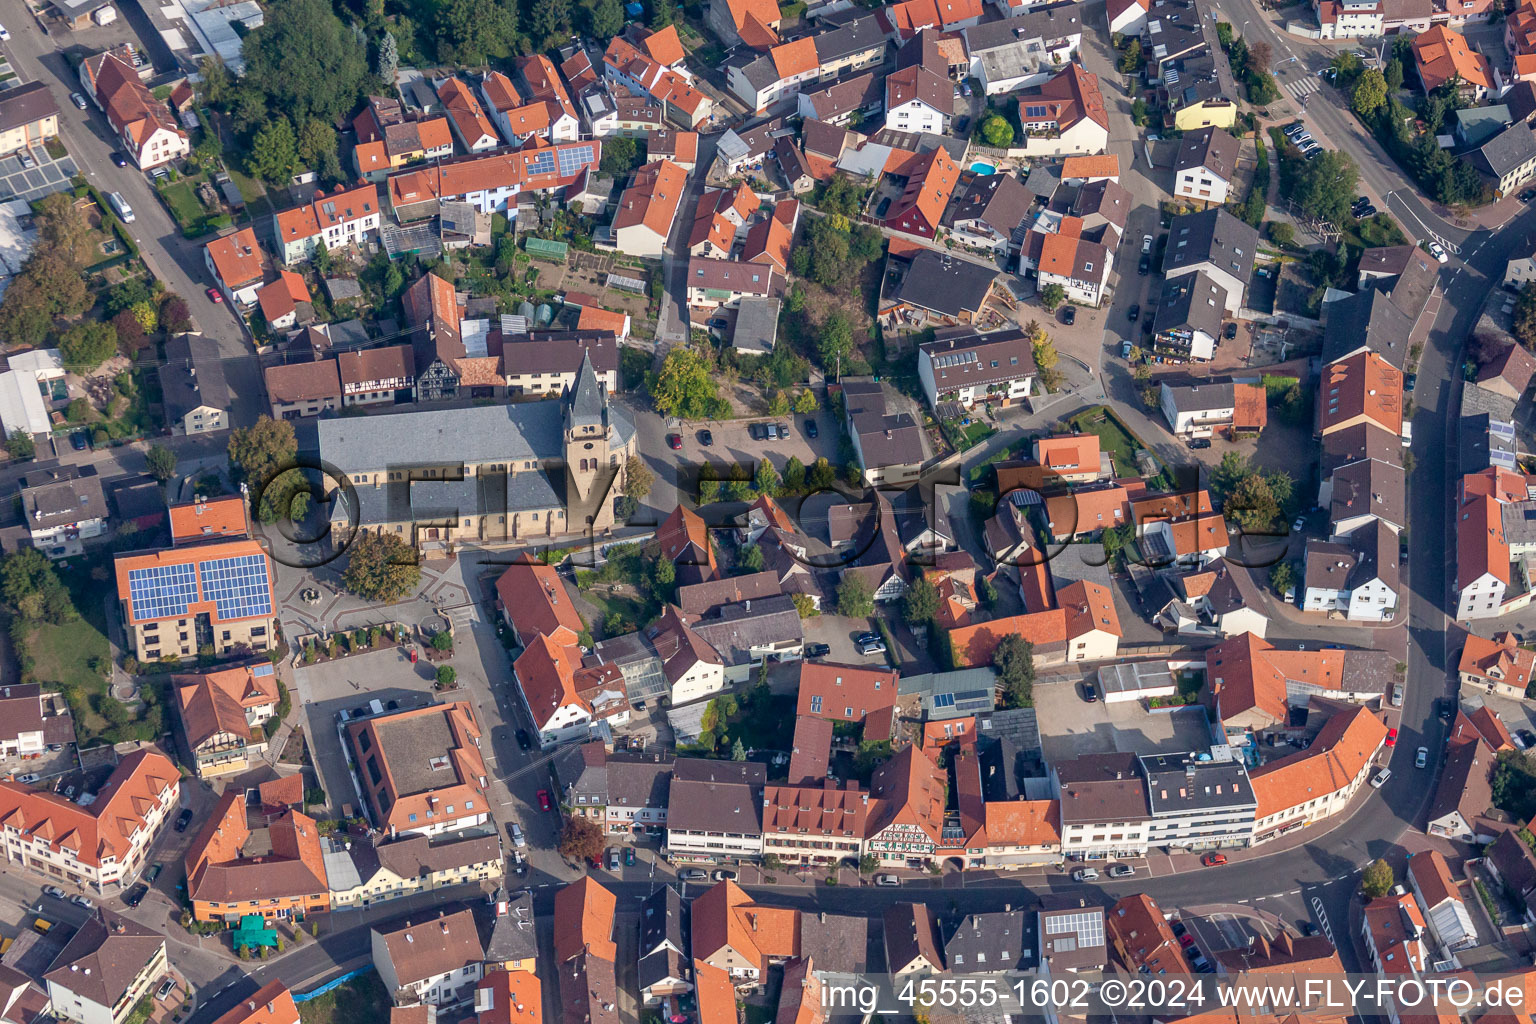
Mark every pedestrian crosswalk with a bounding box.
[1284,75,1323,101]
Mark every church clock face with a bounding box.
[585,443,595,450]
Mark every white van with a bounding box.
[107,191,134,223]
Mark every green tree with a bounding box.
[1385,58,1404,92]
[783,455,806,492]
[240,0,373,126]
[902,576,939,627]
[1268,222,1296,247]
[994,634,1035,709]
[754,459,781,497]
[836,573,874,617]
[1351,68,1387,117]
[145,445,177,483]
[978,113,1014,147]
[530,0,571,49]
[806,457,836,492]
[738,544,765,572]
[59,321,118,374]
[1361,858,1394,899]
[819,311,855,370]
[624,455,655,499]
[342,531,421,604]
[437,0,518,64]
[297,119,342,183]
[794,391,818,415]
[34,192,96,268]
[587,0,624,37]
[600,136,639,174]
[1294,150,1359,227]
[1130,98,1148,126]
[376,30,398,81]
[6,430,34,461]
[1,548,75,623]
[792,593,819,618]
[1227,472,1282,533]
[1269,560,1296,598]
[1209,450,1251,505]
[651,346,724,419]
[731,738,747,761]
[228,416,297,489]
[1515,282,1536,349]
[1038,283,1065,312]
[436,665,457,687]
[248,118,299,185]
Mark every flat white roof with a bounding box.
[0,369,52,436]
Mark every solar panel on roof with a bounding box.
[933,693,956,708]
[1044,911,1104,947]
[252,664,275,677]
[128,563,198,621]
[526,150,557,177]
[558,144,596,177]
[198,553,273,620]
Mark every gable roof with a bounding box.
[375,908,486,986]
[1248,704,1386,819]
[206,228,264,289]
[497,559,582,642]
[795,662,897,722]
[44,908,164,1008]
[554,876,617,963]
[691,879,799,972]
[1412,25,1492,91]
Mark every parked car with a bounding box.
[608,849,621,871]
[156,980,175,1001]
[69,895,92,909]
[804,642,831,657]
[855,630,880,644]
[0,25,11,40]
[1224,321,1238,340]
[860,640,887,656]
[70,93,88,110]
[955,116,970,134]
[1523,189,1536,203]
[1415,747,1429,769]
[1426,240,1449,263]
[805,419,818,438]
[1061,306,1075,325]
[874,873,900,886]
[668,433,682,450]
[1108,864,1135,878]
[1072,868,1100,882]
[625,847,636,866]
[698,428,713,446]
[122,883,148,907]
[1356,204,1377,219]
[509,822,526,848]
[1141,234,1154,254]
[109,151,128,167]
[764,422,780,440]
[1284,121,1306,136]
[537,789,553,812]
[679,868,708,881]
[1385,727,1398,747]
[144,864,162,883]
[1391,683,1404,707]
[174,809,193,832]
[1138,254,1151,275]
[16,774,38,784]
[1187,437,1211,450]
[206,287,223,303]
[1371,768,1391,788]
[41,886,65,900]
[516,728,531,751]
[1520,729,1536,749]
[1128,303,1139,322]
[1121,339,1134,359]
[1292,515,1306,533]
[69,431,87,451]
[712,868,738,880]
[1081,682,1098,702]
[1201,852,1228,867]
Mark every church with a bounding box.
[319,351,637,549]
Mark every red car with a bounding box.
[668,433,683,450]
[206,287,224,303]
[1178,934,1196,948]
[1385,728,1398,747]
[537,789,553,812]
[1202,853,1228,867]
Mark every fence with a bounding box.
[294,967,375,1003]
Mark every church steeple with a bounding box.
[566,348,607,431]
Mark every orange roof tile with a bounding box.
[795,662,897,722]
[206,228,264,289]
[691,879,800,972]
[1460,631,1535,689]
[613,159,688,238]
[1413,25,1492,92]
[1320,351,1402,435]
[576,306,629,336]
[1458,491,1509,587]
[481,71,523,113]
[983,798,1060,846]
[355,140,388,175]
[114,539,274,625]
[514,634,590,726]
[1060,154,1120,179]
[640,25,687,66]
[496,559,583,642]
[554,876,617,963]
[694,962,737,1024]
[0,749,177,870]
[168,495,249,543]
[771,37,819,79]
[1036,433,1100,472]
[208,982,300,1024]
[1249,705,1387,819]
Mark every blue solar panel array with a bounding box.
[252,663,275,678]
[526,150,557,177]
[558,144,596,178]
[199,554,273,620]
[127,563,198,621]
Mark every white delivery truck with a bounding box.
[107,191,134,223]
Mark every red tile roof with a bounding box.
[795,662,897,722]
[496,559,583,643]
[0,749,177,870]
[206,228,264,289]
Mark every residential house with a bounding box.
[962,8,1083,94]
[797,74,882,126]
[21,466,106,559]
[1301,522,1400,622]
[759,779,868,867]
[173,662,281,778]
[0,82,59,157]
[1319,351,1404,437]
[206,984,300,1024]
[689,879,797,988]
[1071,178,1133,244]
[1026,216,1112,306]
[326,832,504,911]
[1361,891,1428,977]
[184,791,329,922]
[944,911,1037,973]
[795,662,897,727]
[1108,894,1190,975]
[553,877,618,1024]
[1141,749,1256,850]
[881,0,985,37]
[438,78,500,153]
[1139,507,1230,568]
[884,904,944,975]
[603,36,713,127]
[1149,272,1224,362]
[1208,632,1394,733]
[1407,850,1478,953]
[882,146,960,240]
[78,47,188,169]
[1482,829,1536,923]
[385,140,601,221]
[612,159,688,259]
[1465,123,1536,196]
[815,12,889,80]
[843,379,926,487]
[1316,0,1385,37]
[885,63,951,136]
[1425,731,1495,842]
[1473,342,1536,400]
[0,685,47,763]
[114,532,275,661]
[264,361,341,420]
[918,328,1038,409]
[948,580,1122,667]
[864,745,946,867]
[256,272,314,333]
[1162,208,1258,314]
[726,38,823,114]
[1412,26,1492,99]
[682,594,804,682]
[272,185,382,264]
[336,345,415,408]
[158,333,229,435]
[496,559,582,647]
[1038,899,1109,972]
[1013,64,1108,156]
[705,0,782,51]
[1159,380,1267,435]
[372,909,485,1007]
[880,248,999,326]
[513,55,582,142]
[639,886,691,1006]
[685,258,775,310]
[1459,631,1536,698]
[514,635,629,748]
[204,228,264,305]
[666,760,766,862]
[1109,0,1151,34]
[1174,127,1239,206]
[342,701,490,837]
[402,272,464,400]
[1054,752,1152,859]
[942,171,1034,257]
[1156,559,1270,638]
[473,970,540,1024]
[43,909,168,1024]
[1248,703,1386,843]
[1328,459,1405,537]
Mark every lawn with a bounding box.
[297,973,390,1024]
[20,557,112,737]
[1069,405,1143,477]
[157,181,204,234]
[958,420,996,447]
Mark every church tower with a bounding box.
[564,350,615,528]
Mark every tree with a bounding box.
[297,120,342,183]
[5,430,33,461]
[1361,858,1394,898]
[836,573,874,618]
[436,665,457,687]
[437,0,518,64]
[1118,37,1142,73]
[33,193,96,267]
[794,391,818,415]
[129,301,158,333]
[59,322,118,374]
[376,30,399,81]
[978,113,1014,147]
[818,311,855,370]
[807,457,836,492]
[587,0,624,37]
[1130,98,1148,126]
[1226,472,1283,533]
[624,455,655,499]
[341,532,421,604]
[530,0,571,50]
[754,459,781,497]
[145,445,177,483]
[791,593,819,618]
[994,634,1035,709]
[1,548,75,623]
[649,0,676,28]
[160,294,192,334]
[1268,222,1295,247]
[228,416,297,489]
[903,576,939,627]
[731,738,747,761]
[783,455,806,493]
[1028,321,1062,389]
[1515,282,1536,350]
[1351,68,1387,117]
[1293,150,1359,227]
[1038,283,1065,312]
[1209,450,1251,504]
[738,544,765,572]
[558,816,605,863]
[600,136,640,174]
[241,0,372,127]
[1385,58,1404,93]
[1269,560,1295,598]
[248,118,299,185]
[112,310,147,353]
[651,346,724,419]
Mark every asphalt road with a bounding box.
[4,10,264,428]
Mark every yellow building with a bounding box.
[0,83,59,156]
[325,832,503,910]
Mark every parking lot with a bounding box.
[1034,679,1215,763]
[0,147,79,203]
[670,407,842,477]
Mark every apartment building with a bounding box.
[184,790,329,922]
[918,328,1038,409]
[173,662,281,777]
[1053,752,1152,859]
[272,184,383,264]
[1248,704,1387,844]
[372,909,485,1007]
[114,536,276,662]
[325,831,503,910]
[44,910,168,1024]
[1139,751,1257,850]
[667,759,766,862]
[21,466,107,559]
[343,702,489,837]
[760,780,869,867]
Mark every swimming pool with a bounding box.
[970,161,996,174]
